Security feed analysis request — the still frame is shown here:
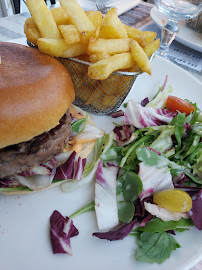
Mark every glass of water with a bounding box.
[154,0,202,57]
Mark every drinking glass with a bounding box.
[154,0,202,57]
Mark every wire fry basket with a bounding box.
[27,40,153,115]
[58,57,145,115]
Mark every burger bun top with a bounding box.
[0,42,75,149]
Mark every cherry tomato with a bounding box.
[166,96,195,116]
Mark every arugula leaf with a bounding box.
[136,232,180,264]
[71,118,85,133]
[93,137,105,162]
[170,112,187,151]
[69,201,95,219]
[185,100,201,124]
[123,102,128,108]
[196,112,202,123]
[149,126,175,153]
[164,148,175,158]
[136,218,193,233]
[0,186,32,192]
[100,131,114,157]
[71,113,89,133]
[174,135,201,161]
[79,113,88,133]
[193,148,202,179]
[192,123,202,136]
[118,201,135,223]
[185,169,202,184]
[120,132,158,167]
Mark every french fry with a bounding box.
[130,40,151,75]
[85,10,95,16]
[99,13,128,39]
[58,25,80,45]
[80,29,97,44]
[143,39,160,57]
[59,0,95,33]
[89,52,110,63]
[37,38,87,58]
[26,0,61,39]
[144,31,157,46]
[95,27,100,39]
[88,38,131,55]
[125,63,140,72]
[105,7,118,16]
[25,1,159,87]
[75,54,90,62]
[51,7,70,25]
[88,52,134,80]
[24,17,41,46]
[124,24,146,48]
[87,11,102,28]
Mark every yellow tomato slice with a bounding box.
[153,189,192,212]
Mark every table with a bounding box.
[0,2,201,269]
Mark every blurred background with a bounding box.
[0,0,154,17]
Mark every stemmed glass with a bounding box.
[154,0,202,58]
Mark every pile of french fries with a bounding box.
[24,0,160,81]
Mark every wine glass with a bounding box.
[154,0,202,58]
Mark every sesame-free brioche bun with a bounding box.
[0,42,75,149]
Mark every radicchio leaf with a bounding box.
[138,162,173,200]
[183,122,191,137]
[73,157,87,181]
[187,190,202,230]
[20,158,57,177]
[93,218,138,241]
[0,178,19,188]
[141,97,149,107]
[95,160,119,231]
[108,110,124,118]
[54,152,76,180]
[113,124,136,146]
[139,214,153,227]
[125,101,176,128]
[50,210,79,255]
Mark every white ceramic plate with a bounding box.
[150,6,202,53]
[0,46,202,270]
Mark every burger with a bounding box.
[0,42,102,195]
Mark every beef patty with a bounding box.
[0,110,71,179]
